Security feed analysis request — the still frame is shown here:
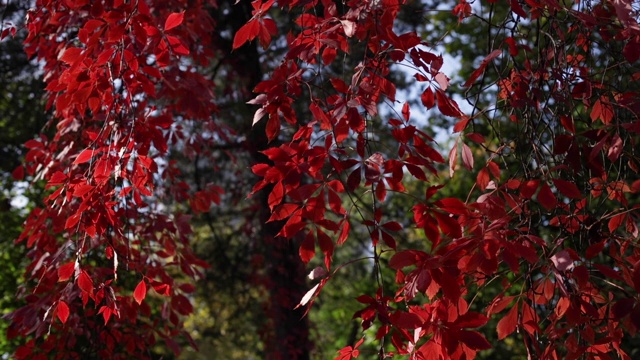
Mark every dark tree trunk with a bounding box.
[214,2,312,359]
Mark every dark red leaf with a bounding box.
[389,251,423,269]
[12,165,24,180]
[436,198,467,215]
[608,213,626,234]
[537,183,557,211]
[552,179,581,199]
[347,167,361,191]
[299,232,315,264]
[497,303,518,340]
[585,240,606,259]
[456,312,489,328]
[560,115,575,133]
[378,221,400,233]
[520,180,539,199]
[317,229,334,270]
[421,87,435,109]
[152,283,171,296]
[612,298,635,320]
[459,330,492,350]
[390,311,423,329]
[436,89,464,117]
[465,133,484,144]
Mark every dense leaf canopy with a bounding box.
[2,0,640,359]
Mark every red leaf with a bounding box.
[560,115,575,133]
[347,167,362,191]
[433,268,460,299]
[164,12,185,31]
[390,311,423,329]
[58,261,76,282]
[74,149,95,164]
[77,270,94,295]
[448,144,457,177]
[459,330,492,350]
[476,168,490,191]
[317,229,334,270]
[537,183,557,211]
[510,0,527,18]
[402,102,410,121]
[331,78,349,94]
[436,198,467,215]
[612,298,635,320]
[608,213,626,234]
[166,35,190,55]
[520,180,539,199]
[97,306,114,325]
[337,220,350,245]
[585,240,606,259]
[57,301,70,324]
[552,179,581,199]
[269,203,299,222]
[152,283,171,296]
[497,303,518,340]
[453,117,471,134]
[258,19,277,48]
[505,37,518,56]
[59,47,83,65]
[435,89,464,117]
[382,221,402,232]
[233,19,261,50]
[12,165,24,180]
[461,143,474,170]
[465,132,484,144]
[299,231,315,264]
[463,49,502,87]
[487,295,515,315]
[268,181,284,210]
[133,279,147,305]
[590,98,614,124]
[456,312,489,328]
[389,250,424,269]
[421,87,435,109]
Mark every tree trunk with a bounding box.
[219,2,312,358]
